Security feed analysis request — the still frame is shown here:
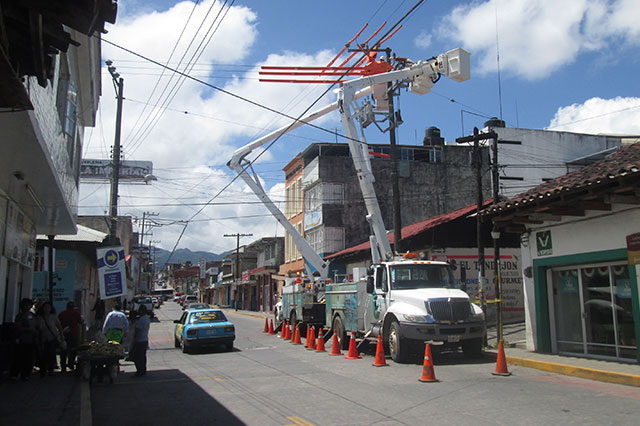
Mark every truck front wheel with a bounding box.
[388,321,409,363]
[332,316,348,350]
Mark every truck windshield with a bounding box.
[390,264,454,290]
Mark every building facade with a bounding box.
[0,3,116,323]
[482,142,640,363]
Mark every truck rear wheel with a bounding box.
[332,316,348,350]
[462,337,483,358]
[388,321,409,363]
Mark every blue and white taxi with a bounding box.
[174,308,235,353]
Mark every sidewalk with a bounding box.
[0,371,82,426]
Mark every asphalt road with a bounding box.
[90,301,640,426]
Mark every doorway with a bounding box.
[550,262,636,361]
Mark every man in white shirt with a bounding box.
[102,302,129,343]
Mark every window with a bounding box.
[429,149,442,163]
[296,223,303,259]
[296,177,303,213]
[400,148,414,161]
[305,183,344,211]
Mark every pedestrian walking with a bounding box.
[36,301,64,377]
[58,301,84,372]
[91,297,105,328]
[132,305,150,377]
[102,302,128,343]
[11,298,38,381]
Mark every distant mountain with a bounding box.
[153,247,230,270]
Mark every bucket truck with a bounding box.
[227,48,485,362]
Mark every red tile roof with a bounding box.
[325,202,489,259]
[482,142,640,216]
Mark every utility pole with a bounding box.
[385,48,403,255]
[106,60,123,245]
[491,133,503,343]
[456,127,497,346]
[137,212,158,294]
[224,233,252,309]
[387,80,403,255]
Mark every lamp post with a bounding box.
[105,60,123,245]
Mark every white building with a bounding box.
[483,142,640,363]
[0,3,116,322]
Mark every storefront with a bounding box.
[482,142,640,364]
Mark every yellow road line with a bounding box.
[284,416,315,426]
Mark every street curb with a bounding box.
[220,308,269,320]
[80,381,92,426]
[504,355,640,388]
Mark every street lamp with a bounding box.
[106,59,124,245]
[491,224,503,344]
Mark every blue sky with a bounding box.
[80,0,640,253]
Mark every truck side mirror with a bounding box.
[366,276,374,294]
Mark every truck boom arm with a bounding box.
[227,48,470,276]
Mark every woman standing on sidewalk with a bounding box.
[132,305,150,377]
[11,298,38,381]
[36,301,64,376]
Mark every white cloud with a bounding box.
[82,2,338,253]
[547,96,640,134]
[414,30,432,49]
[436,0,640,80]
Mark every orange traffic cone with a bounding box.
[292,324,302,345]
[307,326,317,350]
[328,330,342,356]
[492,340,511,376]
[372,335,387,367]
[316,329,326,353]
[344,332,362,359]
[263,317,269,333]
[268,319,275,335]
[418,344,438,382]
[282,321,290,340]
[304,324,311,348]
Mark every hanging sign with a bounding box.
[97,246,126,299]
[536,230,552,256]
[626,232,640,265]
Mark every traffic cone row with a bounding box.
[328,330,342,356]
[372,335,387,367]
[344,332,362,359]
[418,344,438,382]
[292,324,302,345]
[307,327,317,350]
[316,329,326,353]
[262,319,512,382]
[492,340,511,376]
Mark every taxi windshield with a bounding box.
[390,264,454,290]
[189,311,227,324]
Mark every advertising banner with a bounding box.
[97,246,126,299]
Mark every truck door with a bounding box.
[364,266,389,332]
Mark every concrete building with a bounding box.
[482,119,629,197]
[245,237,284,313]
[0,3,116,323]
[482,142,640,363]
[287,141,490,266]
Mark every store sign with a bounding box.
[4,201,36,267]
[97,246,126,299]
[536,230,552,256]
[80,159,154,182]
[626,232,640,265]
